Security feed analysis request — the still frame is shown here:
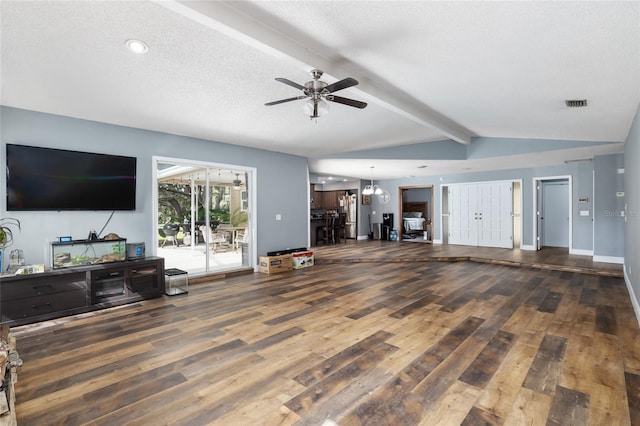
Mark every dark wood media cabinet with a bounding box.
[0,257,165,327]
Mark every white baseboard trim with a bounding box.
[624,265,640,328]
[521,244,536,251]
[433,239,443,245]
[570,248,594,256]
[593,255,624,265]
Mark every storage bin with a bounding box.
[165,268,188,296]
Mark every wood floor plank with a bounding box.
[625,372,640,426]
[502,387,551,426]
[545,385,590,425]
[523,334,568,395]
[285,342,398,416]
[595,305,618,335]
[462,405,505,426]
[419,380,482,426]
[292,330,393,387]
[459,330,516,389]
[8,241,638,425]
[340,316,485,425]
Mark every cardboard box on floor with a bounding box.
[259,254,293,274]
[292,251,314,269]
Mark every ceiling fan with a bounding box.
[265,69,367,119]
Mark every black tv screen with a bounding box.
[6,144,136,211]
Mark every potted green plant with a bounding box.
[0,218,20,249]
[0,218,21,272]
[230,207,248,227]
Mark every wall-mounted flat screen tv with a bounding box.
[6,144,137,211]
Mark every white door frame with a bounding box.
[152,155,258,273]
[532,175,572,253]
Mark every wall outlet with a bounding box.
[580,210,589,216]
[616,191,624,197]
[275,214,282,221]
[618,168,625,174]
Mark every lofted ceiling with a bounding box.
[1,1,638,182]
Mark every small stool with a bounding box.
[165,268,188,296]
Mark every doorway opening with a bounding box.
[152,157,255,276]
[398,185,434,243]
[533,176,571,251]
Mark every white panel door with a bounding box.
[449,182,513,249]
[448,185,479,246]
[478,182,513,249]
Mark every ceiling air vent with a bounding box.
[565,99,588,108]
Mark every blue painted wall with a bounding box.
[624,103,640,318]
[373,155,622,255]
[594,154,625,258]
[1,106,310,266]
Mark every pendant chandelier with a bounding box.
[362,166,383,195]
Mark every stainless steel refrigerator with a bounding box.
[339,194,357,239]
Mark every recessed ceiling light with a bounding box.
[125,39,149,54]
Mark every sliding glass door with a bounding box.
[153,157,253,276]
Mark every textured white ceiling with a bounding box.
[1,1,638,180]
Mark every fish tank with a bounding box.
[51,239,127,269]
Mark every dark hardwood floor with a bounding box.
[11,241,639,425]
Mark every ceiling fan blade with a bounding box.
[324,77,359,93]
[265,95,307,106]
[275,77,305,91]
[326,95,367,109]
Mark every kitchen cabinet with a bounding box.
[321,191,341,209]
[310,185,318,208]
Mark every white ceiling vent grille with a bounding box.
[565,99,588,108]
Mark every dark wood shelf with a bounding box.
[0,257,165,327]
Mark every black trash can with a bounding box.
[382,213,394,240]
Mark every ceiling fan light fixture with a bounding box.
[232,173,242,190]
[302,98,329,117]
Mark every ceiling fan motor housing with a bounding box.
[305,79,328,94]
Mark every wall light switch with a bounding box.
[618,168,625,174]
[616,192,625,197]
[580,210,590,216]
[275,214,282,221]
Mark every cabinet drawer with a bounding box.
[128,266,159,293]
[0,273,86,301]
[1,288,87,321]
[128,275,159,293]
